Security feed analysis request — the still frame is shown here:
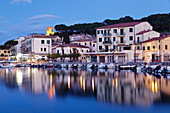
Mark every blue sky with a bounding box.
[0,0,170,44]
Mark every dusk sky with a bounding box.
[0,0,170,44]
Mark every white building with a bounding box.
[91,22,160,63]
[71,38,97,52]
[52,43,89,61]
[20,34,55,55]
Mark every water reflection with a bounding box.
[0,68,170,106]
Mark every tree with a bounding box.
[63,31,70,44]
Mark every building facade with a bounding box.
[87,22,160,63]
[142,35,170,62]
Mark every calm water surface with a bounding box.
[0,68,170,113]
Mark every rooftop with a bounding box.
[96,22,145,29]
[142,36,168,43]
[136,30,152,35]
[55,44,89,48]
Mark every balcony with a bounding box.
[99,49,113,52]
[103,34,112,37]
[117,33,126,37]
[116,41,126,45]
[103,40,112,45]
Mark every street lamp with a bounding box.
[90,37,92,63]
[159,33,161,63]
[112,37,115,63]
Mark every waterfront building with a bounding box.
[0,49,10,62]
[71,37,97,52]
[83,22,160,63]
[52,43,89,61]
[142,34,170,62]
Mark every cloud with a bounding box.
[10,0,32,4]
[27,14,60,21]
[0,16,4,20]
[0,21,10,24]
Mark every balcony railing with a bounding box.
[117,33,126,36]
[103,34,112,36]
[103,41,112,45]
[99,49,113,52]
[116,41,126,44]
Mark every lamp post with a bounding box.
[134,26,136,63]
[112,37,115,63]
[90,37,92,63]
[159,34,161,63]
[70,42,71,62]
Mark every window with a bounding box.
[4,51,6,53]
[41,48,43,51]
[79,43,80,45]
[86,50,88,52]
[137,46,140,50]
[44,48,46,52]
[101,30,103,34]
[113,29,117,33]
[97,30,100,34]
[165,45,168,50]
[113,37,116,41]
[41,40,45,44]
[82,50,83,52]
[93,44,95,47]
[147,46,150,50]
[153,46,155,49]
[143,46,145,50]
[85,43,86,45]
[129,28,133,32]
[123,47,131,50]
[99,38,102,42]
[47,40,50,44]
[8,51,10,53]
[99,46,102,50]
[129,36,133,40]
[57,50,59,54]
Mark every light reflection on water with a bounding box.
[0,68,170,112]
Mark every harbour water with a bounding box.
[0,68,170,113]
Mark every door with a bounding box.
[118,56,125,63]
[105,46,109,52]
[120,29,124,35]
[120,37,124,43]
[99,56,105,62]
[164,56,169,62]
[152,54,155,62]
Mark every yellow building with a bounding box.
[46,26,55,36]
[142,35,170,62]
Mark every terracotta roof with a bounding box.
[96,22,144,29]
[136,30,152,35]
[71,38,96,42]
[142,36,168,43]
[26,35,56,39]
[56,44,89,48]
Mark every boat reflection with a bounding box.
[0,68,170,106]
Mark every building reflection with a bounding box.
[0,68,170,106]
